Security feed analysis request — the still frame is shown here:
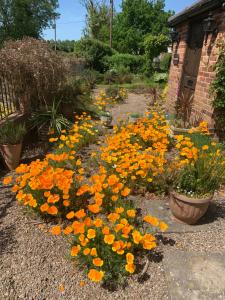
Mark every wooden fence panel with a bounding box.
[0,75,19,121]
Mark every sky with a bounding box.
[43,0,197,41]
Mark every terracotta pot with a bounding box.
[0,143,22,170]
[170,191,213,225]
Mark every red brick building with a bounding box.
[167,0,225,127]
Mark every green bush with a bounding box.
[0,121,26,144]
[152,72,168,83]
[105,53,145,73]
[144,34,170,73]
[74,38,116,73]
[104,68,133,84]
[160,53,172,72]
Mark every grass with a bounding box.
[97,75,166,92]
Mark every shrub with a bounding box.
[160,53,172,72]
[152,72,168,83]
[144,34,170,73]
[105,53,145,74]
[81,69,104,89]
[105,86,128,103]
[0,38,66,110]
[104,68,133,84]
[74,38,116,73]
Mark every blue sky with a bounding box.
[43,0,197,41]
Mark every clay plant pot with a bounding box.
[170,191,213,225]
[0,143,22,170]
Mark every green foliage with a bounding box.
[0,0,58,45]
[113,0,173,54]
[81,0,110,44]
[175,134,225,196]
[81,69,104,89]
[74,38,115,72]
[211,39,225,138]
[0,121,26,144]
[30,100,71,136]
[160,53,172,71]
[104,69,133,84]
[144,34,170,73]
[49,40,75,53]
[105,53,145,74]
[152,72,168,83]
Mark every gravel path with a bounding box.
[0,93,225,300]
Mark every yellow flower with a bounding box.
[132,230,142,244]
[202,145,209,151]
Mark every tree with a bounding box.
[0,0,59,45]
[113,0,173,54]
[81,0,110,44]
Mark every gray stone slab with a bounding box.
[163,250,225,300]
[133,197,222,233]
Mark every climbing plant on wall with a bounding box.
[211,39,225,138]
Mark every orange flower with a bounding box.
[111,195,119,202]
[121,187,131,197]
[107,213,120,223]
[40,202,49,212]
[50,225,61,235]
[102,226,110,235]
[90,248,97,256]
[47,206,58,215]
[93,258,104,267]
[127,209,136,218]
[63,200,70,207]
[125,263,135,274]
[71,245,81,257]
[93,218,103,228]
[88,269,104,282]
[115,207,124,214]
[126,253,134,264]
[3,176,12,185]
[104,234,115,245]
[88,204,101,214]
[83,248,91,256]
[74,209,86,219]
[132,230,142,244]
[84,217,92,227]
[142,234,156,250]
[143,215,159,226]
[159,222,168,232]
[66,211,75,220]
[87,229,96,239]
[63,226,73,235]
[107,174,119,186]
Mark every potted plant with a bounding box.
[0,121,26,170]
[30,100,71,141]
[170,133,225,224]
[129,113,142,123]
[99,111,112,127]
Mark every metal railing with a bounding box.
[0,75,19,121]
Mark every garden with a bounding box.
[0,35,225,299]
[1,0,225,298]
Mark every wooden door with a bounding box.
[180,21,205,102]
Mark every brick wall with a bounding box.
[166,8,225,127]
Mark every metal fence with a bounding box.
[0,75,19,121]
